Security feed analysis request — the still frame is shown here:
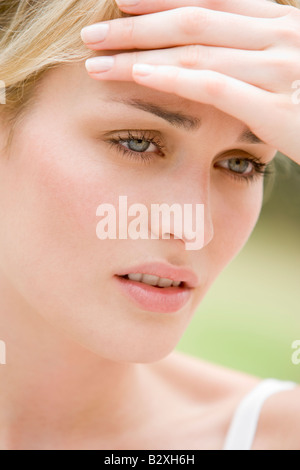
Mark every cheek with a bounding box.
[208,180,264,281]
[0,123,132,320]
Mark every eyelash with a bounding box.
[107,130,166,165]
[106,131,272,184]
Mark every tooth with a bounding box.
[141,274,160,286]
[128,273,143,282]
[157,277,173,288]
[127,273,181,288]
[172,281,181,287]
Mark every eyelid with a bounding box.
[214,148,265,162]
[103,133,263,161]
[213,151,271,184]
[103,129,165,144]
[103,131,271,183]
[106,130,167,156]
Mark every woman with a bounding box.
[0,0,299,450]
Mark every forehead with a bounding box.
[33,58,248,139]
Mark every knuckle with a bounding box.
[275,23,300,46]
[131,50,141,66]
[285,5,300,20]
[203,72,225,98]
[179,45,208,68]
[276,93,294,113]
[120,16,136,43]
[172,68,186,93]
[178,7,210,37]
[206,0,226,11]
[271,56,297,81]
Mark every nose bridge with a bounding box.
[149,171,214,250]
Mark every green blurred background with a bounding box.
[176,153,300,383]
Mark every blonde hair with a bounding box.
[0,0,299,149]
[0,0,131,150]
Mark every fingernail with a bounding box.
[133,64,155,76]
[81,23,109,44]
[116,0,140,6]
[85,57,115,73]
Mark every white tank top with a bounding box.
[223,378,298,450]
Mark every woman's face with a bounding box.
[0,60,277,363]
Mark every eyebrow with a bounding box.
[107,97,266,145]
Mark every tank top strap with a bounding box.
[223,378,298,450]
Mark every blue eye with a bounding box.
[228,158,252,174]
[106,131,272,184]
[122,138,157,154]
[107,130,165,165]
[216,156,270,183]
[218,157,254,175]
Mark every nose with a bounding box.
[149,173,214,251]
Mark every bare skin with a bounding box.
[0,16,299,446]
[82,0,300,165]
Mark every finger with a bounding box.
[81,7,282,51]
[115,0,292,18]
[131,64,294,154]
[85,46,296,93]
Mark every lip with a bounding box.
[116,262,199,289]
[114,275,193,314]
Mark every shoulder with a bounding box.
[149,350,261,449]
[151,350,300,449]
[252,382,300,450]
[153,349,261,401]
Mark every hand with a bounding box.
[81,0,300,165]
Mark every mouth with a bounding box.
[114,274,193,314]
[118,274,188,290]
